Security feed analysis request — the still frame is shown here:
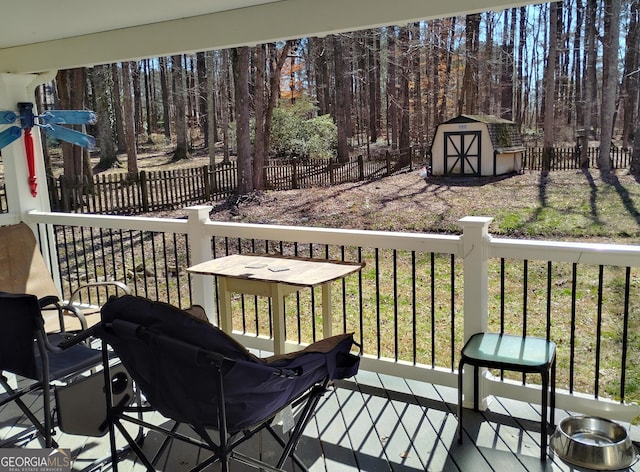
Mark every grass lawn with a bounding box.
[204,168,640,405]
[208,168,640,243]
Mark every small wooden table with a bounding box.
[187,254,364,354]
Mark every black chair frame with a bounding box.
[100,319,334,472]
[0,292,104,448]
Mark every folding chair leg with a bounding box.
[0,375,57,448]
[113,419,157,471]
[274,383,329,470]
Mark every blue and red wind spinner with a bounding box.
[0,102,96,196]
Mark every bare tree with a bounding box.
[333,35,350,162]
[111,64,126,153]
[254,45,267,190]
[232,47,253,194]
[542,2,559,171]
[631,99,640,174]
[56,68,85,178]
[387,26,398,148]
[93,65,119,171]
[598,0,621,173]
[159,57,171,139]
[621,0,639,150]
[196,52,209,148]
[367,31,379,143]
[461,13,481,115]
[397,26,411,167]
[581,0,598,167]
[121,62,138,173]
[206,51,218,168]
[171,55,190,161]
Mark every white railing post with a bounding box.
[186,205,216,323]
[459,216,493,409]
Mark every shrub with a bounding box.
[270,99,337,159]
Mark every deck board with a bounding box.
[2,371,640,471]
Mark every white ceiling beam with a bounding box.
[0,0,546,74]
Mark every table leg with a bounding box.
[272,284,287,355]
[321,282,333,339]
[217,277,233,334]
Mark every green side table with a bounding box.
[457,332,556,460]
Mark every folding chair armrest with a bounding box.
[62,303,88,329]
[39,295,88,332]
[68,281,131,306]
[57,324,102,350]
[41,332,64,354]
[38,295,60,309]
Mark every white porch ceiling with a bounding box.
[0,0,546,74]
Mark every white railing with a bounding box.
[17,206,640,424]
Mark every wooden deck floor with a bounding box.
[2,370,639,471]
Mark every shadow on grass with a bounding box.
[581,168,599,220]
[600,168,640,227]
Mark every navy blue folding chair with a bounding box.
[0,291,104,447]
[94,295,360,472]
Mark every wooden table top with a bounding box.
[187,254,364,288]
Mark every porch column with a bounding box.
[186,205,216,324]
[458,216,493,409]
[0,72,55,218]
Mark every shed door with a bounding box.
[443,131,481,176]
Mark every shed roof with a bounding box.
[443,114,525,153]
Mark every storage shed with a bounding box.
[430,115,525,176]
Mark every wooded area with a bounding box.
[37,0,640,194]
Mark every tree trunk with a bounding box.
[621,0,639,150]
[500,10,515,120]
[630,100,640,174]
[159,56,172,139]
[56,69,85,179]
[232,47,253,194]
[368,31,378,143]
[254,45,266,190]
[398,26,411,168]
[461,13,481,115]
[132,61,143,136]
[333,35,350,162]
[143,59,154,141]
[206,51,218,167]
[516,8,526,126]
[598,0,621,173]
[121,62,138,173]
[94,64,119,171]
[197,52,209,149]
[570,1,583,129]
[542,2,559,172]
[412,23,422,147]
[581,0,597,167]
[171,55,190,161]
[111,64,127,153]
[387,26,398,149]
[222,51,231,163]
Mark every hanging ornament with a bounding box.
[0,102,96,197]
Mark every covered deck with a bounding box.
[2,1,639,471]
[1,207,640,470]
